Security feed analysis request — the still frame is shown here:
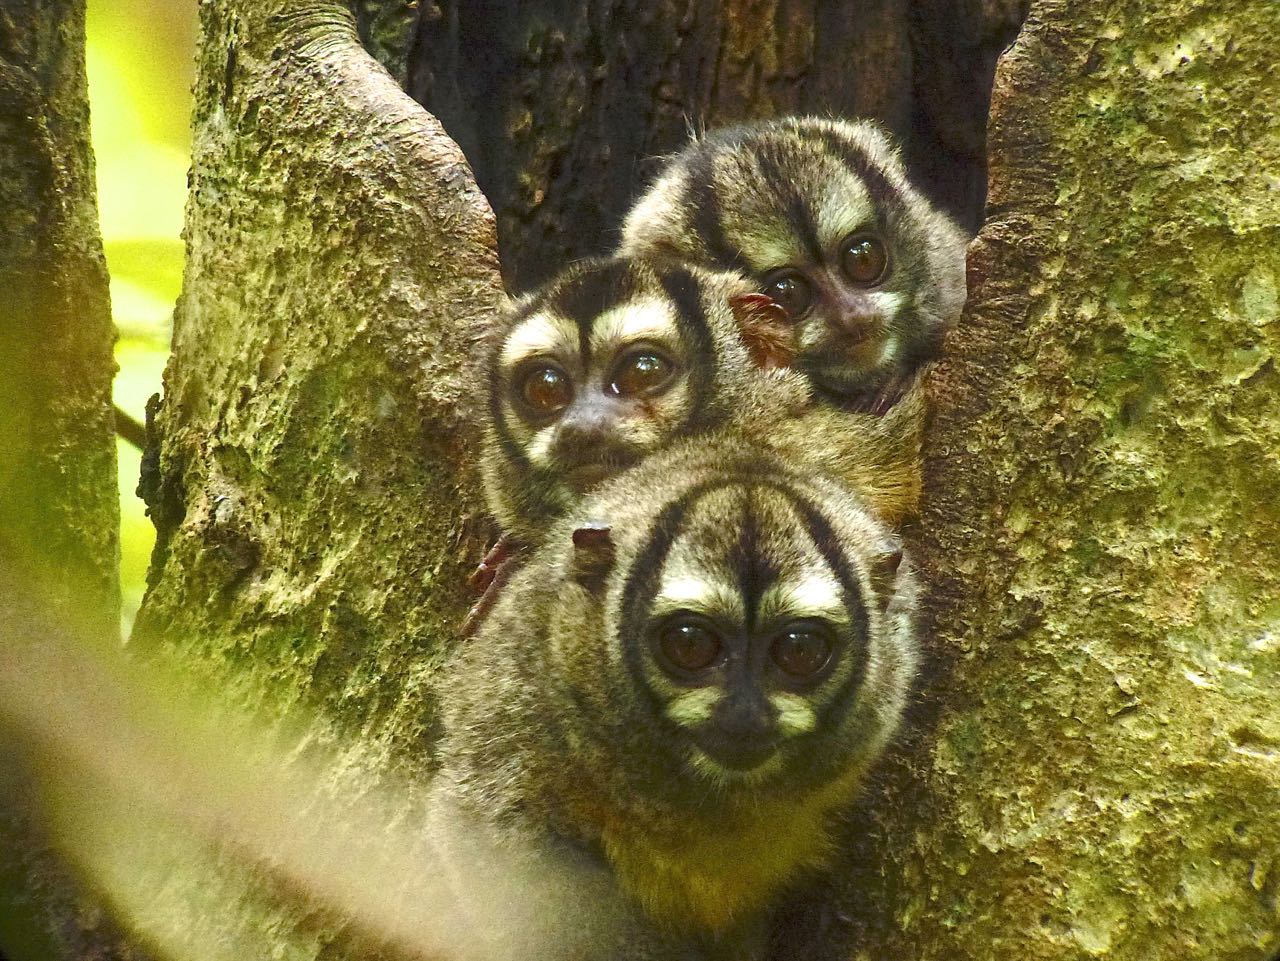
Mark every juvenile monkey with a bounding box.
[478,255,805,550]
[432,433,919,960]
[620,116,968,412]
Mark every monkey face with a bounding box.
[497,301,692,493]
[620,117,967,403]
[482,257,764,540]
[710,130,942,399]
[570,471,913,795]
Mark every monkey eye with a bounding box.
[770,623,835,681]
[760,270,814,320]
[839,234,890,286]
[609,349,675,398]
[517,364,573,416]
[656,616,723,676]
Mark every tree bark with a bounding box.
[105,0,501,955]
[0,2,124,959]
[405,0,1028,291]
[348,0,416,84]
[0,2,118,641]
[809,1,1280,958]
[134,0,502,723]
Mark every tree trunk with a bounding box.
[0,2,124,959]
[108,0,501,955]
[405,0,1028,290]
[818,1,1280,958]
[133,0,502,722]
[0,2,118,644]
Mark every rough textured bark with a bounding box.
[112,0,501,954]
[405,0,1028,291]
[0,2,123,959]
[134,0,502,724]
[0,2,118,640]
[810,1,1280,958]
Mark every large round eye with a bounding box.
[770,625,834,680]
[610,350,675,398]
[761,270,814,320]
[658,618,723,675]
[839,234,889,286]
[518,364,573,415]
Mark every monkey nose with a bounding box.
[554,399,623,454]
[696,697,777,770]
[826,304,883,345]
[823,288,882,343]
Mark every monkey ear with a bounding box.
[571,522,615,591]
[869,540,904,600]
[728,293,795,371]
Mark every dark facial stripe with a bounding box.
[753,138,824,266]
[729,492,781,630]
[808,125,905,228]
[685,149,749,272]
[654,264,719,433]
[548,257,640,367]
[778,487,872,729]
[616,479,713,721]
[488,333,534,486]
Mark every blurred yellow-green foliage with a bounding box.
[88,0,197,633]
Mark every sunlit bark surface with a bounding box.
[117,0,502,955]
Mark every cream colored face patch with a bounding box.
[665,687,722,729]
[586,298,680,361]
[500,311,580,370]
[756,569,848,626]
[769,692,817,738]
[813,169,877,255]
[648,573,744,624]
[736,224,807,274]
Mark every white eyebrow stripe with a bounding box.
[587,298,678,353]
[649,573,744,620]
[737,226,805,273]
[501,311,580,368]
[758,571,848,623]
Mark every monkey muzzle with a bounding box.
[550,439,641,493]
[692,694,780,771]
[549,399,645,492]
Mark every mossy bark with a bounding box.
[0,2,124,959]
[0,2,118,639]
[405,0,1027,291]
[134,0,502,727]
[806,1,1280,958]
[114,0,501,954]
[348,0,416,84]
